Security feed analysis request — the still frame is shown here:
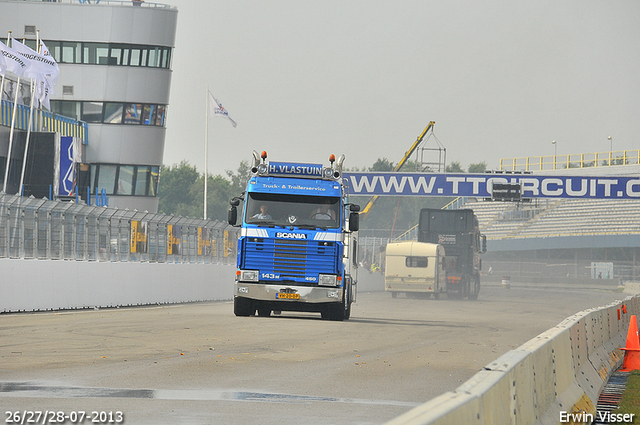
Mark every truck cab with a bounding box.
[228,151,360,320]
[418,208,486,300]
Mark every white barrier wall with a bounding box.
[386,295,640,425]
[0,259,386,313]
[0,259,237,312]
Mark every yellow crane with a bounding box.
[359,121,436,220]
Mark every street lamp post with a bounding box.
[552,140,557,169]
[608,136,612,166]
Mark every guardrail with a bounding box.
[0,192,238,264]
[385,294,640,425]
[1,99,87,144]
[499,150,640,171]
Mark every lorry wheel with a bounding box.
[462,278,470,299]
[322,296,350,321]
[391,292,398,298]
[468,277,480,300]
[234,297,255,316]
[433,293,440,300]
[322,284,351,321]
[321,304,344,321]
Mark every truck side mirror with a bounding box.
[481,235,487,253]
[349,212,359,232]
[347,204,360,231]
[228,205,237,225]
[228,198,240,225]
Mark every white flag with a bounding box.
[37,42,57,110]
[11,40,59,110]
[39,41,59,85]
[12,40,59,84]
[35,77,53,110]
[0,40,29,77]
[208,91,237,128]
[0,45,6,76]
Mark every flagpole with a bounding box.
[0,31,12,193]
[0,31,10,115]
[3,33,19,194]
[204,85,209,219]
[19,34,40,196]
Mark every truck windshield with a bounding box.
[245,193,340,229]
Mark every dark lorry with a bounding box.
[418,208,486,299]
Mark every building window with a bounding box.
[104,103,124,124]
[50,100,81,121]
[91,164,159,197]
[124,104,143,124]
[150,166,159,196]
[81,101,103,122]
[109,45,124,66]
[96,164,117,195]
[155,105,166,126]
[117,165,135,195]
[140,48,148,67]
[50,101,167,127]
[129,47,141,66]
[135,166,151,196]
[142,105,155,125]
[148,47,159,68]
[160,48,168,68]
[39,39,172,69]
[61,41,81,63]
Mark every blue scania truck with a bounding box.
[228,151,360,320]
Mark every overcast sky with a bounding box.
[163,0,640,177]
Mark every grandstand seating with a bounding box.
[463,198,640,239]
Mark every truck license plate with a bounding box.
[276,293,300,300]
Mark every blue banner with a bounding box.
[59,136,75,196]
[343,172,640,199]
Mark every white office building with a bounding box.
[0,0,178,212]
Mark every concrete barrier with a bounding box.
[385,294,640,425]
[0,259,386,313]
[624,281,640,294]
[1,258,236,312]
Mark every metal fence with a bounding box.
[0,193,239,264]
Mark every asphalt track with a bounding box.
[0,281,627,425]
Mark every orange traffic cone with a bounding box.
[620,315,640,372]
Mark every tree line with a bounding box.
[157,158,487,233]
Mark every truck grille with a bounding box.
[243,238,338,281]
[274,239,306,276]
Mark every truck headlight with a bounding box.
[319,274,337,286]
[240,270,259,282]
